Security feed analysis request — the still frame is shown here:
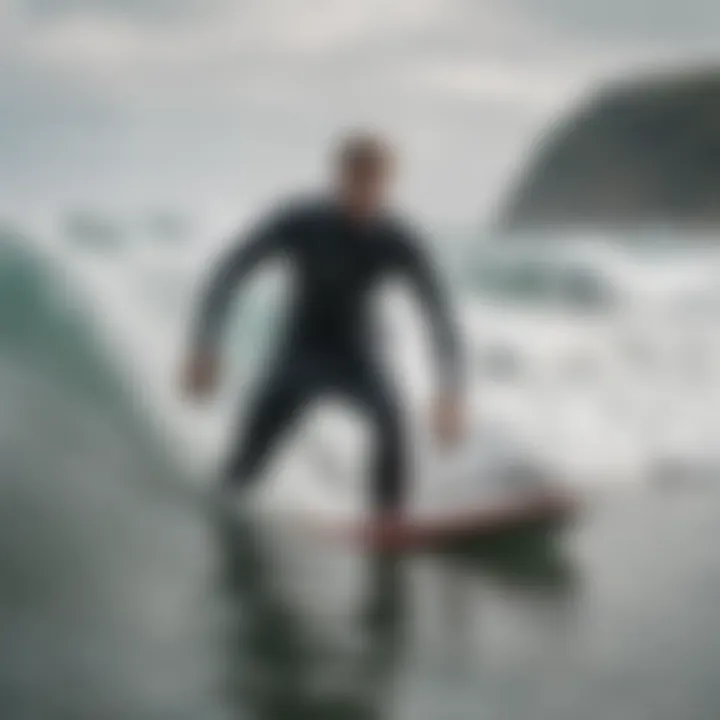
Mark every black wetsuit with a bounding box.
[193,198,462,513]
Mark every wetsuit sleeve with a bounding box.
[396,226,464,396]
[191,210,292,355]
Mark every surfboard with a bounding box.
[256,421,581,551]
[292,489,578,551]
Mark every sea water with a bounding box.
[1,220,720,718]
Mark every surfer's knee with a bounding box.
[372,414,406,514]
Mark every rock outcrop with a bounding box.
[500,68,720,231]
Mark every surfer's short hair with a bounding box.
[336,132,394,177]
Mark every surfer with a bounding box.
[182,133,466,518]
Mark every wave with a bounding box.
[0,228,177,482]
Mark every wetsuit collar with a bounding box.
[330,195,388,230]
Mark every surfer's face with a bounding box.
[335,135,395,220]
[341,160,393,219]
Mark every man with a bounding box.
[182,133,465,519]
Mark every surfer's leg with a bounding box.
[373,396,405,516]
[345,368,406,517]
[224,362,315,490]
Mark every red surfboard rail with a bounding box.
[293,490,579,551]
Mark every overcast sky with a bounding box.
[1,0,718,225]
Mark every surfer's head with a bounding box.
[334,131,396,220]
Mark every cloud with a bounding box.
[20,0,221,23]
[399,59,585,110]
[509,0,720,44]
[1,0,655,116]
[2,0,458,113]
[13,0,448,65]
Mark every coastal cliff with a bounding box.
[500,68,720,231]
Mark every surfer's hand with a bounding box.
[432,394,465,447]
[182,351,218,400]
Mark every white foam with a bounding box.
[39,228,720,516]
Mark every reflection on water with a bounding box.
[208,491,720,720]
[215,513,577,720]
[219,516,408,719]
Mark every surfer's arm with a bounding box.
[396,228,464,397]
[191,211,291,355]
